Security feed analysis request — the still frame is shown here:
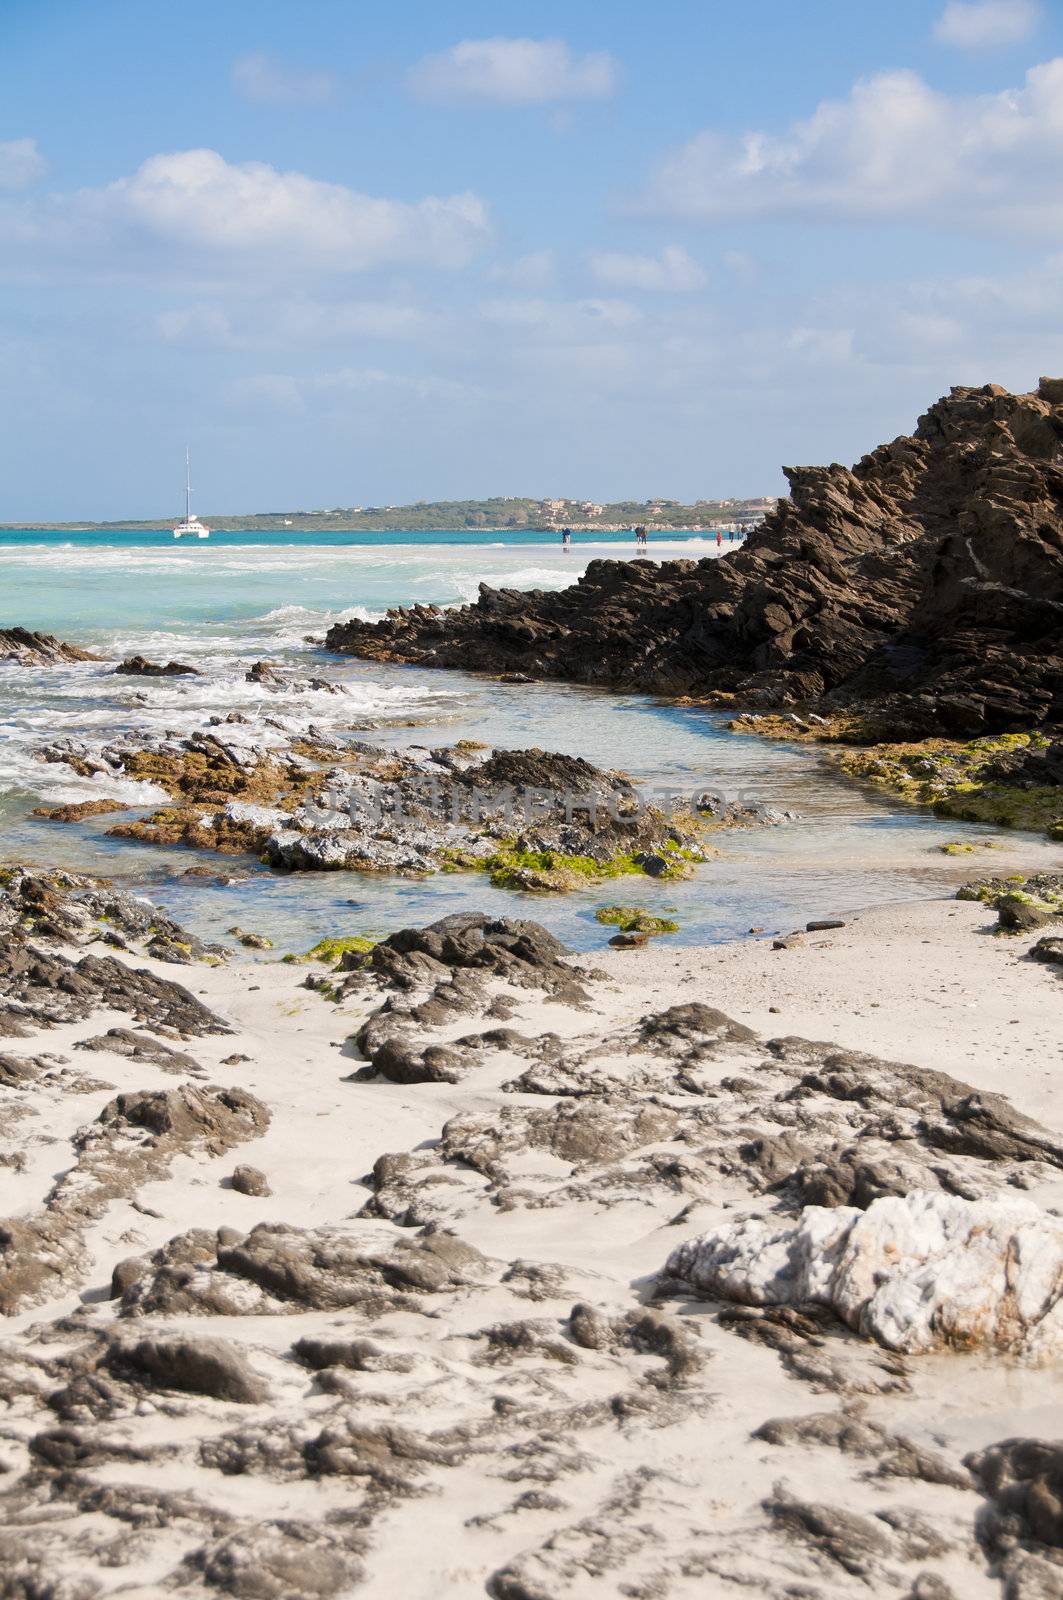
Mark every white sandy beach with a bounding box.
[0,874,1061,1598]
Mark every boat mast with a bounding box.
[185,446,192,524]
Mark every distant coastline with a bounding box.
[0,493,775,536]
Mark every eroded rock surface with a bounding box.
[40,727,718,885]
[0,887,1057,1596]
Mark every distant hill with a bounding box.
[4,495,777,534]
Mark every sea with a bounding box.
[1,527,1054,955]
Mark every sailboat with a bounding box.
[173,448,210,540]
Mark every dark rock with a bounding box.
[123,1223,486,1317]
[998,895,1053,932]
[184,1527,359,1598]
[754,1408,971,1488]
[365,913,580,997]
[0,939,229,1035]
[807,919,846,931]
[75,1026,203,1075]
[1032,936,1063,965]
[292,1336,414,1374]
[0,627,103,666]
[967,1437,1063,1548]
[114,655,199,677]
[0,864,229,969]
[111,1336,270,1403]
[110,1255,151,1298]
[764,1487,894,1575]
[95,1085,269,1153]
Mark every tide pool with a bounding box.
[1,532,1056,954]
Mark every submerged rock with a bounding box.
[31,797,131,824]
[665,1191,1063,1357]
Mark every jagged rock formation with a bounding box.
[0,626,103,666]
[326,381,1063,736]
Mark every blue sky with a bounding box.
[2,0,1063,519]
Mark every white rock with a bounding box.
[665,1191,1063,1357]
[222,800,287,829]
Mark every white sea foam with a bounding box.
[0,535,725,815]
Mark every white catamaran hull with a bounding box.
[173,449,210,540]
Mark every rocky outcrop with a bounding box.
[326,381,1063,736]
[0,1084,268,1313]
[43,725,715,886]
[0,626,103,666]
[0,864,229,966]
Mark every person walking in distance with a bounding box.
[561,527,572,552]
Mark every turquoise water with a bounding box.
[0,530,712,635]
[1,530,1057,953]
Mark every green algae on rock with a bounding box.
[85,729,717,892]
[283,935,378,967]
[479,844,699,893]
[956,873,1063,912]
[594,906,679,936]
[831,733,1063,840]
[227,927,274,951]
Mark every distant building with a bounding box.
[579,501,604,516]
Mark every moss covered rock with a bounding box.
[594,906,679,936]
[833,733,1063,840]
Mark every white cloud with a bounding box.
[481,296,641,332]
[0,138,46,190]
[722,249,758,281]
[157,299,429,349]
[488,249,557,289]
[644,59,1063,234]
[157,306,234,344]
[24,149,489,274]
[935,0,1040,48]
[787,326,856,364]
[232,51,335,105]
[227,365,473,414]
[589,245,706,292]
[408,37,618,105]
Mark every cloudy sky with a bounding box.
[3,0,1063,519]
